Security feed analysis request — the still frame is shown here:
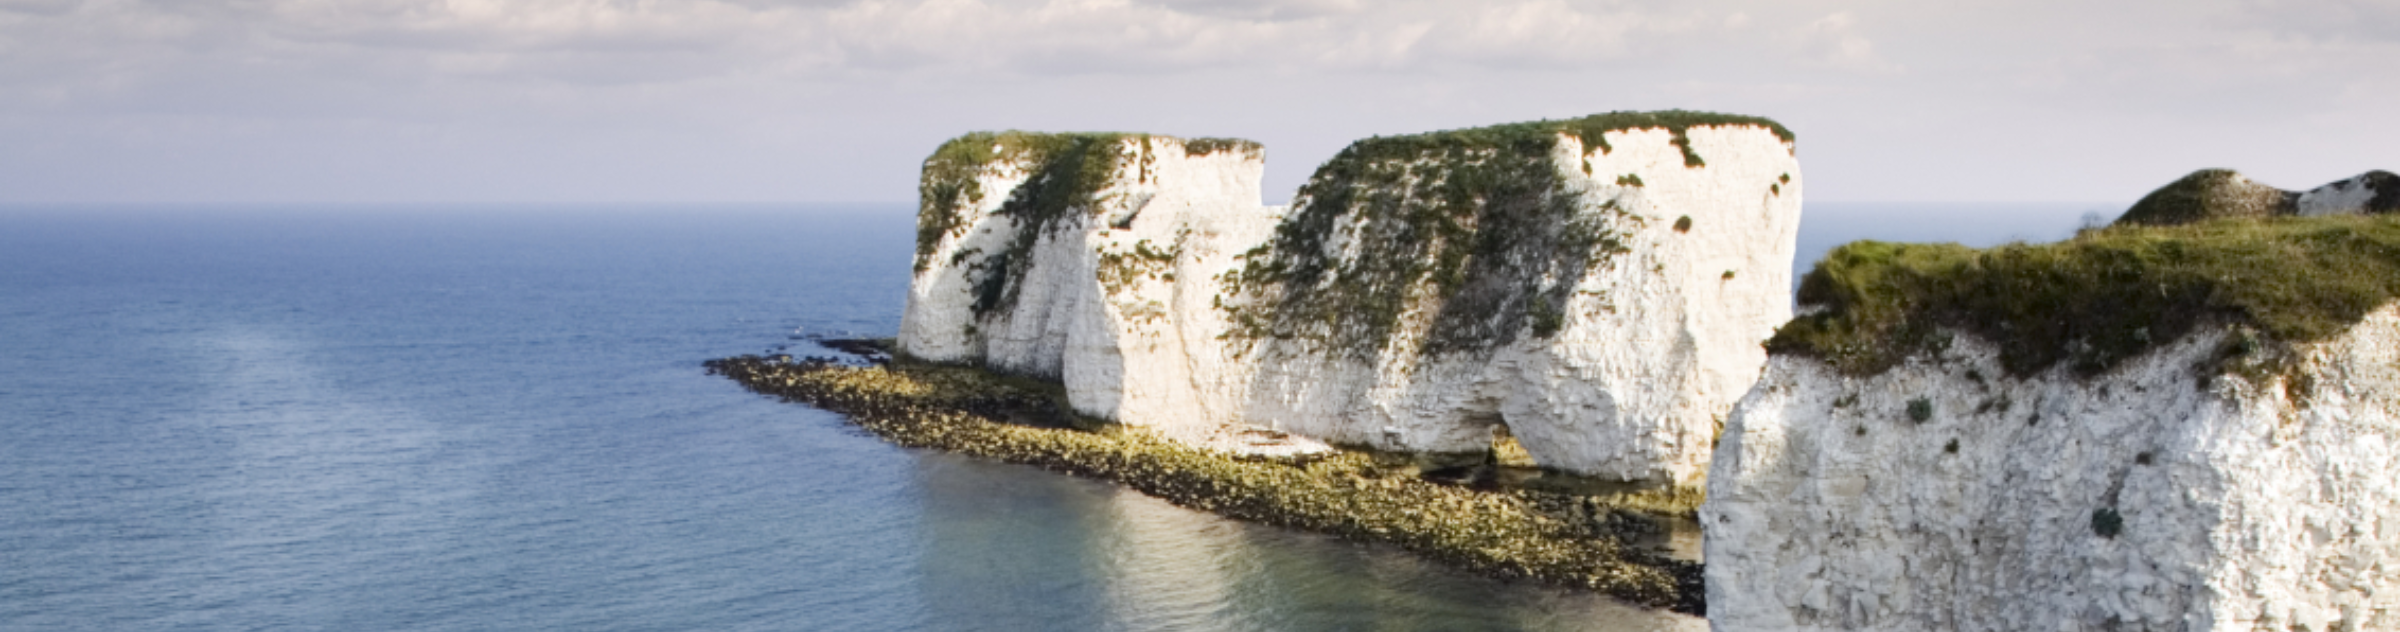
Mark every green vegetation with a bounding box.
[2115,169,2297,227]
[1618,174,1645,187]
[1549,110,1794,167]
[1673,216,1693,233]
[1219,111,1790,360]
[1907,398,1933,423]
[1096,237,1180,324]
[706,354,1705,613]
[916,131,1257,319]
[1181,137,1263,159]
[2091,507,2124,539]
[917,131,1129,276]
[1770,215,2400,378]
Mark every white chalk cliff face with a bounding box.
[1704,308,2400,632]
[1224,124,1801,484]
[898,133,1307,451]
[900,114,1802,478]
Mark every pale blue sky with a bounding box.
[0,0,2392,206]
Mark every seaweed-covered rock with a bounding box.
[2116,168,2298,226]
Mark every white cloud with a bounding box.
[0,0,2390,204]
[1784,11,1899,73]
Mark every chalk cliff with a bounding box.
[1219,114,1801,483]
[900,111,1803,481]
[897,132,1299,452]
[1704,214,2400,631]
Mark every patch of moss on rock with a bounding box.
[1181,137,1264,159]
[1771,214,2400,378]
[2116,169,2298,227]
[1218,111,1787,360]
[705,353,1705,614]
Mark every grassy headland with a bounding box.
[1770,214,2400,378]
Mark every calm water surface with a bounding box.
[0,207,1704,631]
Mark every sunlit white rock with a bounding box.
[1704,307,2400,632]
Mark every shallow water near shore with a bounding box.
[0,206,1705,631]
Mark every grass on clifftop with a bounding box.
[1770,214,2400,378]
[1219,110,1790,360]
[914,130,1262,279]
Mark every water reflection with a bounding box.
[909,453,1704,631]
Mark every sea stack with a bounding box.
[899,111,1804,483]
[1219,113,1802,483]
[897,132,1289,452]
[1703,194,2400,631]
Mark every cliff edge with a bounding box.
[1704,212,2400,631]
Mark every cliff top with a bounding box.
[1770,214,2400,378]
[1342,110,1794,169]
[912,130,1258,275]
[1222,110,1792,359]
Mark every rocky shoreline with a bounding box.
[704,349,1707,615]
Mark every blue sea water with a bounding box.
[0,206,1724,631]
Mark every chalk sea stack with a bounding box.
[1705,185,2400,630]
[898,111,1803,484]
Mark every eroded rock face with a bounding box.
[1704,308,2400,632]
[899,113,1803,481]
[898,132,1285,449]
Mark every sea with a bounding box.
[0,202,2099,631]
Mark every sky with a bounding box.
[0,0,2393,207]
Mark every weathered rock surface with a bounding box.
[900,112,1803,483]
[1706,214,2400,631]
[898,132,1293,450]
[1221,115,1802,484]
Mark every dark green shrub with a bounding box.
[2092,507,2124,538]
